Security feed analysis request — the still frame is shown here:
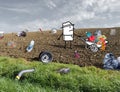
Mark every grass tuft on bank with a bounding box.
[0,56,120,92]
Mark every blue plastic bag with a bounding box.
[103,53,119,69]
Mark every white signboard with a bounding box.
[62,21,74,41]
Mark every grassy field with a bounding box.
[0,56,120,92]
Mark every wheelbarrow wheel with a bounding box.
[89,44,98,52]
[39,51,53,63]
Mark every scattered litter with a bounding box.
[51,28,57,34]
[81,30,108,52]
[94,30,102,38]
[16,69,35,80]
[17,31,27,37]
[39,51,53,63]
[88,36,95,42]
[74,50,80,59]
[39,28,42,32]
[103,53,120,70]
[7,41,16,48]
[57,68,70,74]
[86,32,92,38]
[0,31,4,39]
[26,40,35,52]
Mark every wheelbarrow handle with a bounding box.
[79,37,86,42]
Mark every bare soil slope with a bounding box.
[0,28,120,68]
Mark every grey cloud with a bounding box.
[0,0,119,33]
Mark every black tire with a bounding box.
[89,44,98,52]
[39,51,53,63]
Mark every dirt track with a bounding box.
[0,28,120,68]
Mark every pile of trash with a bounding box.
[85,30,108,52]
[103,53,120,70]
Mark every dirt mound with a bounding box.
[0,28,120,68]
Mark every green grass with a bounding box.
[0,56,120,92]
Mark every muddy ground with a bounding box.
[0,28,120,68]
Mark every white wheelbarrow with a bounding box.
[80,37,108,52]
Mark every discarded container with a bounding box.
[110,29,116,36]
[86,32,92,37]
[26,40,35,52]
[39,51,53,63]
[51,28,57,34]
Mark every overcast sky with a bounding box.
[0,0,120,33]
